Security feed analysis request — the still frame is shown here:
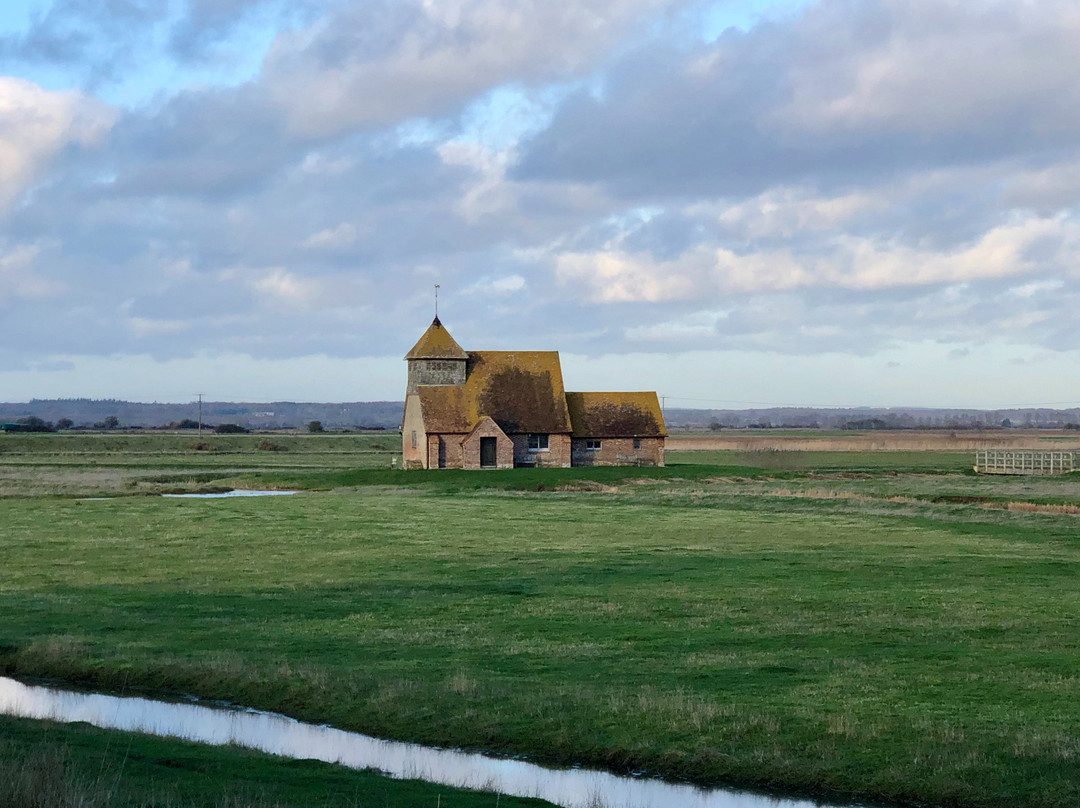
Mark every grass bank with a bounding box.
[2,484,1079,807]
[0,714,549,807]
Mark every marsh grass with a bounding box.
[3,487,1080,807]
[669,448,975,473]
[0,716,549,807]
[3,434,1080,806]
[0,433,399,497]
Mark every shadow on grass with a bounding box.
[239,464,788,493]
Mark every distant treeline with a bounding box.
[0,399,404,430]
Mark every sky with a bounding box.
[1,0,1078,408]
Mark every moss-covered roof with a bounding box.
[404,317,469,360]
[417,351,572,435]
[565,391,667,438]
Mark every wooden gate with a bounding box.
[480,437,497,469]
[974,450,1076,475]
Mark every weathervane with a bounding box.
[435,284,440,318]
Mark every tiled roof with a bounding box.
[565,392,667,438]
[404,317,469,360]
[417,350,572,434]
[416,385,472,433]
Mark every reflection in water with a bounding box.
[162,490,298,498]
[0,677,840,808]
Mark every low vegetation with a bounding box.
[1,432,1079,807]
[0,715,546,807]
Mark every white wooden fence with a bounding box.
[974,450,1077,475]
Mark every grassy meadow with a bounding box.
[1,432,1079,807]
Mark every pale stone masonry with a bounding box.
[401,317,666,469]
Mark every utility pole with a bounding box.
[196,393,203,434]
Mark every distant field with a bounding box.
[668,428,1080,452]
[0,431,396,456]
[2,434,1080,807]
[0,432,398,498]
[667,448,975,472]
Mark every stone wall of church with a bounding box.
[511,433,571,468]
[407,359,466,393]
[401,395,428,469]
[462,422,514,469]
[570,437,665,467]
[434,434,465,469]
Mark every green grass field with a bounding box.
[667,448,974,472]
[0,715,547,807]
[1,433,1079,807]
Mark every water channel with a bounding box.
[162,489,298,498]
[0,677,857,808]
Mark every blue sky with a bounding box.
[1,0,1078,408]
[0,0,281,106]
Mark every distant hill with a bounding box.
[0,400,404,430]
[2,400,1078,432]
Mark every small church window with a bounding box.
[527,434,549,452]
[585,439,601,450]
[412,431,417,449]
[633,439,641,449]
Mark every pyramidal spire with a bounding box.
[404,315,468,360]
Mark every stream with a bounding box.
[0,676,858,808]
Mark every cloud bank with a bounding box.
[0,0,1078,405]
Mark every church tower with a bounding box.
[403,317,468,394]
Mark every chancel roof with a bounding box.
[417,351,572,435]
[404,317,469,360]
[564,392,667,438]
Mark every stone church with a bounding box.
[401,317,666,469]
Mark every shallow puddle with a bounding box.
[0,677,850,808]
[162,489,298,498]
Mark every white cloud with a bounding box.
[625,309,728,341]
[691,186,888,239]
[465,273,526,294]
[774,0,1080,137]
[304,223,357,249]
[0,78,115,213]
[221,266,324,308]
[556,248,699,302]
[555,214,1076,300]
[1003,158,1080,209]
[0,351,407,401]
[1008,280,1064,298]
[438,140,517,221]
[261,0,670,137]
[0,243,66,304]
[297,152,356,176]
[6,0,1080,408]
[126,317,192,338]
[251,268,322,307]
[997,310,1051,331]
